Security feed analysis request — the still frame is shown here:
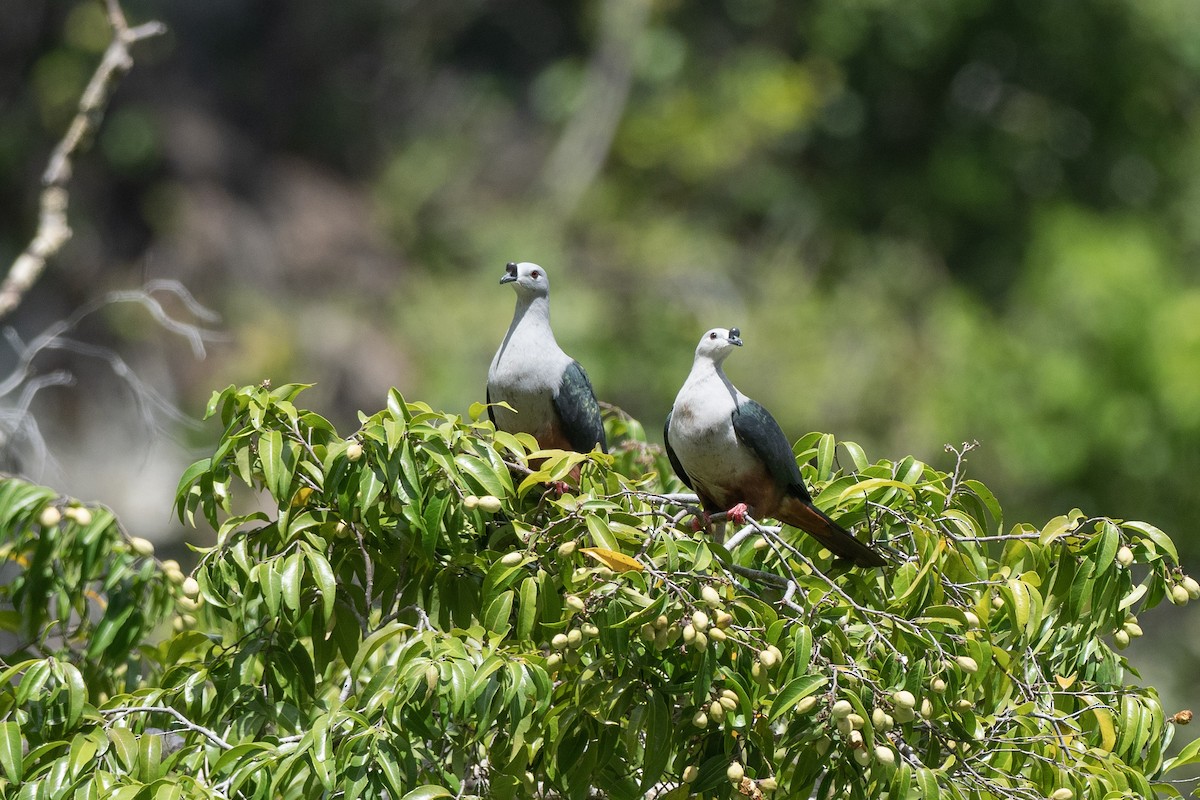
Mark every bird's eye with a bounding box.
[709,332,718,340]
[531,270,541,279]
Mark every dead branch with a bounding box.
[0,0,167,320]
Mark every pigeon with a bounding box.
[664,327,885,567]
[487,261,607,453]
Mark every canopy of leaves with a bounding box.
[1,384,1198,798]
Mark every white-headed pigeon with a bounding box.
[488,261,607,453]
[665,327,885,567]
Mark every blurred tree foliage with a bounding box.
[2,0,1200,561]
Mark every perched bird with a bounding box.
[664,327,885,567]
[487,261,607,453]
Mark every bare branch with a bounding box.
[100,705,234,751]
[0,1,167,320]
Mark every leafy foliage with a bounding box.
[2,384,1199,798]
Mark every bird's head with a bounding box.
[694,327,743,363]
[500,261,550,298]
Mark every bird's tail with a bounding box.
[779,496,887,568]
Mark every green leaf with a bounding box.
[639,692,670,792]
[839,440,870,472]
[483,590,514,637]
[517,576,538,641]
[815,432,836,481]
[455,453,512,498]
[303,545,337,624]
[915,766,940,799]
[584,516,619,550]
[0,721,22,783]
[1164,731,1200,773]
[399,787,453,800]
[260,429,287,500]
[1123,520,1179,563]
[837,477,916,503]
[768,675,828,724]
[280,552,303,612]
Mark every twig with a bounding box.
[100,705,233,750]
[0,0,167,319]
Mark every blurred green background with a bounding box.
[3,0,1200,732]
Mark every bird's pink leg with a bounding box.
[550,480,572,497]
[727,502,749,524]
[690,511,712,532]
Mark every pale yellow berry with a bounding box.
[551,633,569,651]
[726,762,745,783]
[181,576,200,598]
[345,442,364,462]
[758,777,778,792]
[892,690,916,710]
[964,611,980,628]
[832,699,854,719]
[38,506,62,527]
[500,551,524,566]
[956,655,979,674]
[566,628,583,649]
[557,541,577,558]
[464,495,479,509]
[691,610,710,631]
[795,695,819,715]
[715,610,734,629]
[681,765,699,783]
[758,649,779,670]
[477,495,503,513]
[709,700,726,722]
[565,595,585,613]
[874,745,896,767]
[65,506,93,526]
[701,585,722,608]
[1050,789,1074,800]
[1116,546,1134,567]
[692,710,709,728]
[1184,576,1200,601]
[1170,584,1191,606]
[1114,630,1130,649]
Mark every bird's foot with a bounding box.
[726,503,749,525]
[549,480,572,497]
[690,511,711,532]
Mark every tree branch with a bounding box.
[0,0,167,320]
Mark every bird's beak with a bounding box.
[500,262,518,284]
[728,328,743,346]
[500,274,517,284]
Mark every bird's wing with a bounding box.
[553,360,607,453]
[732,399,886,567]
[662,411,694,490]
[730,398,811,501]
